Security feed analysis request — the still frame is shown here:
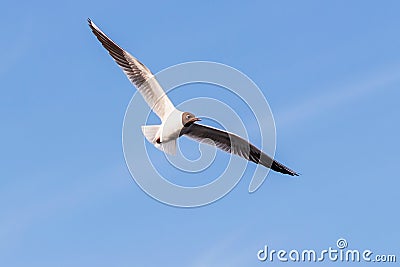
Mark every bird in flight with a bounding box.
[88,19,299,176]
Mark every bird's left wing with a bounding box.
[88,19,176,121]
[181,123,299,176]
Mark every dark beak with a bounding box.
[184,118,201,127]
[191,117,201,123]
[187,117,201,125]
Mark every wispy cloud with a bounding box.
[0,163,129,252]
[276,64,400,128]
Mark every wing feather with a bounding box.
[182,124,299,176]
[88,19,175,121]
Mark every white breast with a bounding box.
[158,110,184,142]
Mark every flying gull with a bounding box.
[88,19,299,176]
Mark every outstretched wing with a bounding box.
[88,19,176,121]
[182,124,299,176]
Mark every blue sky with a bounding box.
[1,0,399,266]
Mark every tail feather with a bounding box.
[159,139,177,155]
[141,125,177,155]
[141,125,160,143]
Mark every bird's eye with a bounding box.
[186,115,190,119]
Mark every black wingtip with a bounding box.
[287,169,300,177]
[271,160,300,176]
[285,170,300,177]
[87,18,92,24]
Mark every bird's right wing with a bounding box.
[182,123,299,176]
[88,19,176,121]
